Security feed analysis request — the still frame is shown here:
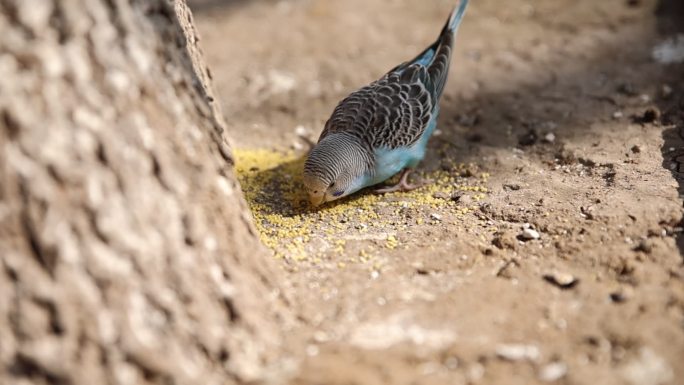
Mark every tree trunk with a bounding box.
[0,1,291,384]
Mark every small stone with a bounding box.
[543,132,556,143]
[661,84,673,98]
[432,192,449,200]
[610,287,633,303]
[613,111,624,119]
[633,239,654,254]
[639,94,651,103]
[291,141,304,150]
[467,363,485,381]
[430,213,442,221]
[495,344,540,361]
[294,125,309,137]
[503,183,521,191]
[543,271,579,289]
[451,192,469,204]
[313,331,330,342]
[539,362,568,382]
[580,206,595,220]
[459,165,478,177]
[621,348,673,385]
[631,144,642,153]
[518,130,538,146]
[633,107,661,124]
[493,231,518,250]
[306,344,320,356]
[521,228,540,240]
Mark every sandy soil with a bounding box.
[190,0,684,383]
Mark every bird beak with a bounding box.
[309,194,325,208]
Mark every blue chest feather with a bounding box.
[360,112,439,188]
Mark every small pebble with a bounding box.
[661,84,673,98]
[612,111,624,119]
[634,107,661,124]
[539,362,568,382]
[306,344,320,356]
[294,125,309,137]
[610,287,633,303]
[430,213,442,221]
[432,192,450,200]
[519,130,538,146]
[521,228,540,240]
[543,271,579,289]
[495,344,540,361]
[543,132,556,143]
[454,193,472,205]
[631,144,641,153]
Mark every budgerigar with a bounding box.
[304,0,469,207]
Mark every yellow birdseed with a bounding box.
[233,148,491,264]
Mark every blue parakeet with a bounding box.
[304,0,469,207]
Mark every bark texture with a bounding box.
[0,1,291,384]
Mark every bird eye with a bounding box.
[332,190,344,197]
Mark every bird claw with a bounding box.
[374,182,422,193]
[374,170,432,193]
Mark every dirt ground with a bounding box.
[190,0,684,383]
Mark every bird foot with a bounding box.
[374,170,432,193]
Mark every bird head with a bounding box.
[303,134,370,207]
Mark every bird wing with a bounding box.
[319,66,434,150]
[319,0,469,150]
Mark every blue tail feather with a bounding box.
[390,0,469,75]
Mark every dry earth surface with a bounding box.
[190,0,684,384]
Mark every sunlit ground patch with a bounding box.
[233,148,491,266]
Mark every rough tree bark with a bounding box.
[0,1,292,384]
